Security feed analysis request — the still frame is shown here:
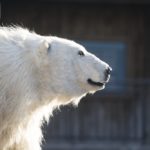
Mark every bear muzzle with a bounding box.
[87,66,112,87]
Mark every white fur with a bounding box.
[0,26,110,150]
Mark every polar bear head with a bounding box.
[0,26,111,106]
[33,36,111,105]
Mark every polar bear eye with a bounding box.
[78,50,85,56]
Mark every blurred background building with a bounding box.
[1,0,150,149]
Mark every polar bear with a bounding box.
[0,27,111,150]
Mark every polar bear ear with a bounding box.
[38,40,50,55]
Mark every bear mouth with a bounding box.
[87,78,105,87]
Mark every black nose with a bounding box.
[105,67,112,76]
